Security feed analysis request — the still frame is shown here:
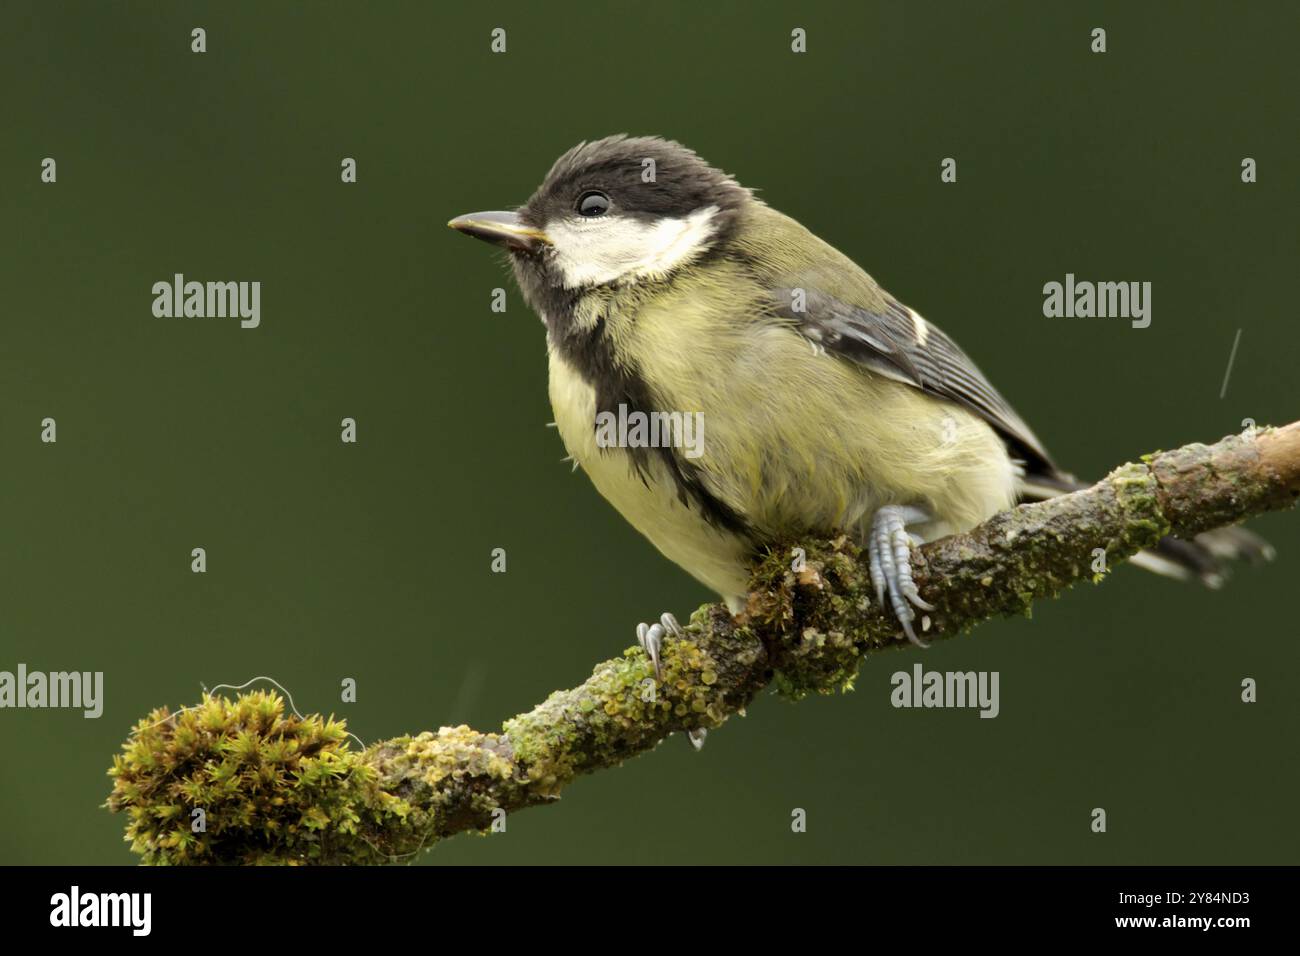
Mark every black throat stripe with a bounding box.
[548,306,752,538]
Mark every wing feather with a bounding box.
[772,286,1056,473]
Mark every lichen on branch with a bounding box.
[107,422,1300,864]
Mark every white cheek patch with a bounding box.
[546,206,719,288]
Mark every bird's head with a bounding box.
[449,135,752,314]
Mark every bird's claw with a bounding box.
[867,505,935,647]
[636,612,683,681]
[636,612,704,748]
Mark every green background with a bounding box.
[1,1,1295,865]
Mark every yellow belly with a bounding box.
[546,320,1017,609]
[547,349,754,604]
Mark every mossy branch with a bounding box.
[107,422,1300,864]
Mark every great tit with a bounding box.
[450,135,1271,668]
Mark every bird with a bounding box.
[449,134,1271,689]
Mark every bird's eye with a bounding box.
[576,190,611,217]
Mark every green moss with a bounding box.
[746,536,882,700]
[106,690,408,865]
[500,632,732,788]
[107,690,557,864]
[1107,461,1171,552]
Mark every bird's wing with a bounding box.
[768,283,1057,475]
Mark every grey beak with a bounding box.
[448,210,550,253]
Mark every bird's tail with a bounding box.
[1015,472,1275,588]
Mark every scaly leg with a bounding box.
[867,505,936,647]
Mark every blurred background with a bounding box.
[1,1,1295,865]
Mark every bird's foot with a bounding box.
[867,504,936,648]
[636,611,683,681]
[635,612,707,749]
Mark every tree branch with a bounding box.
[107,422,1300,864]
